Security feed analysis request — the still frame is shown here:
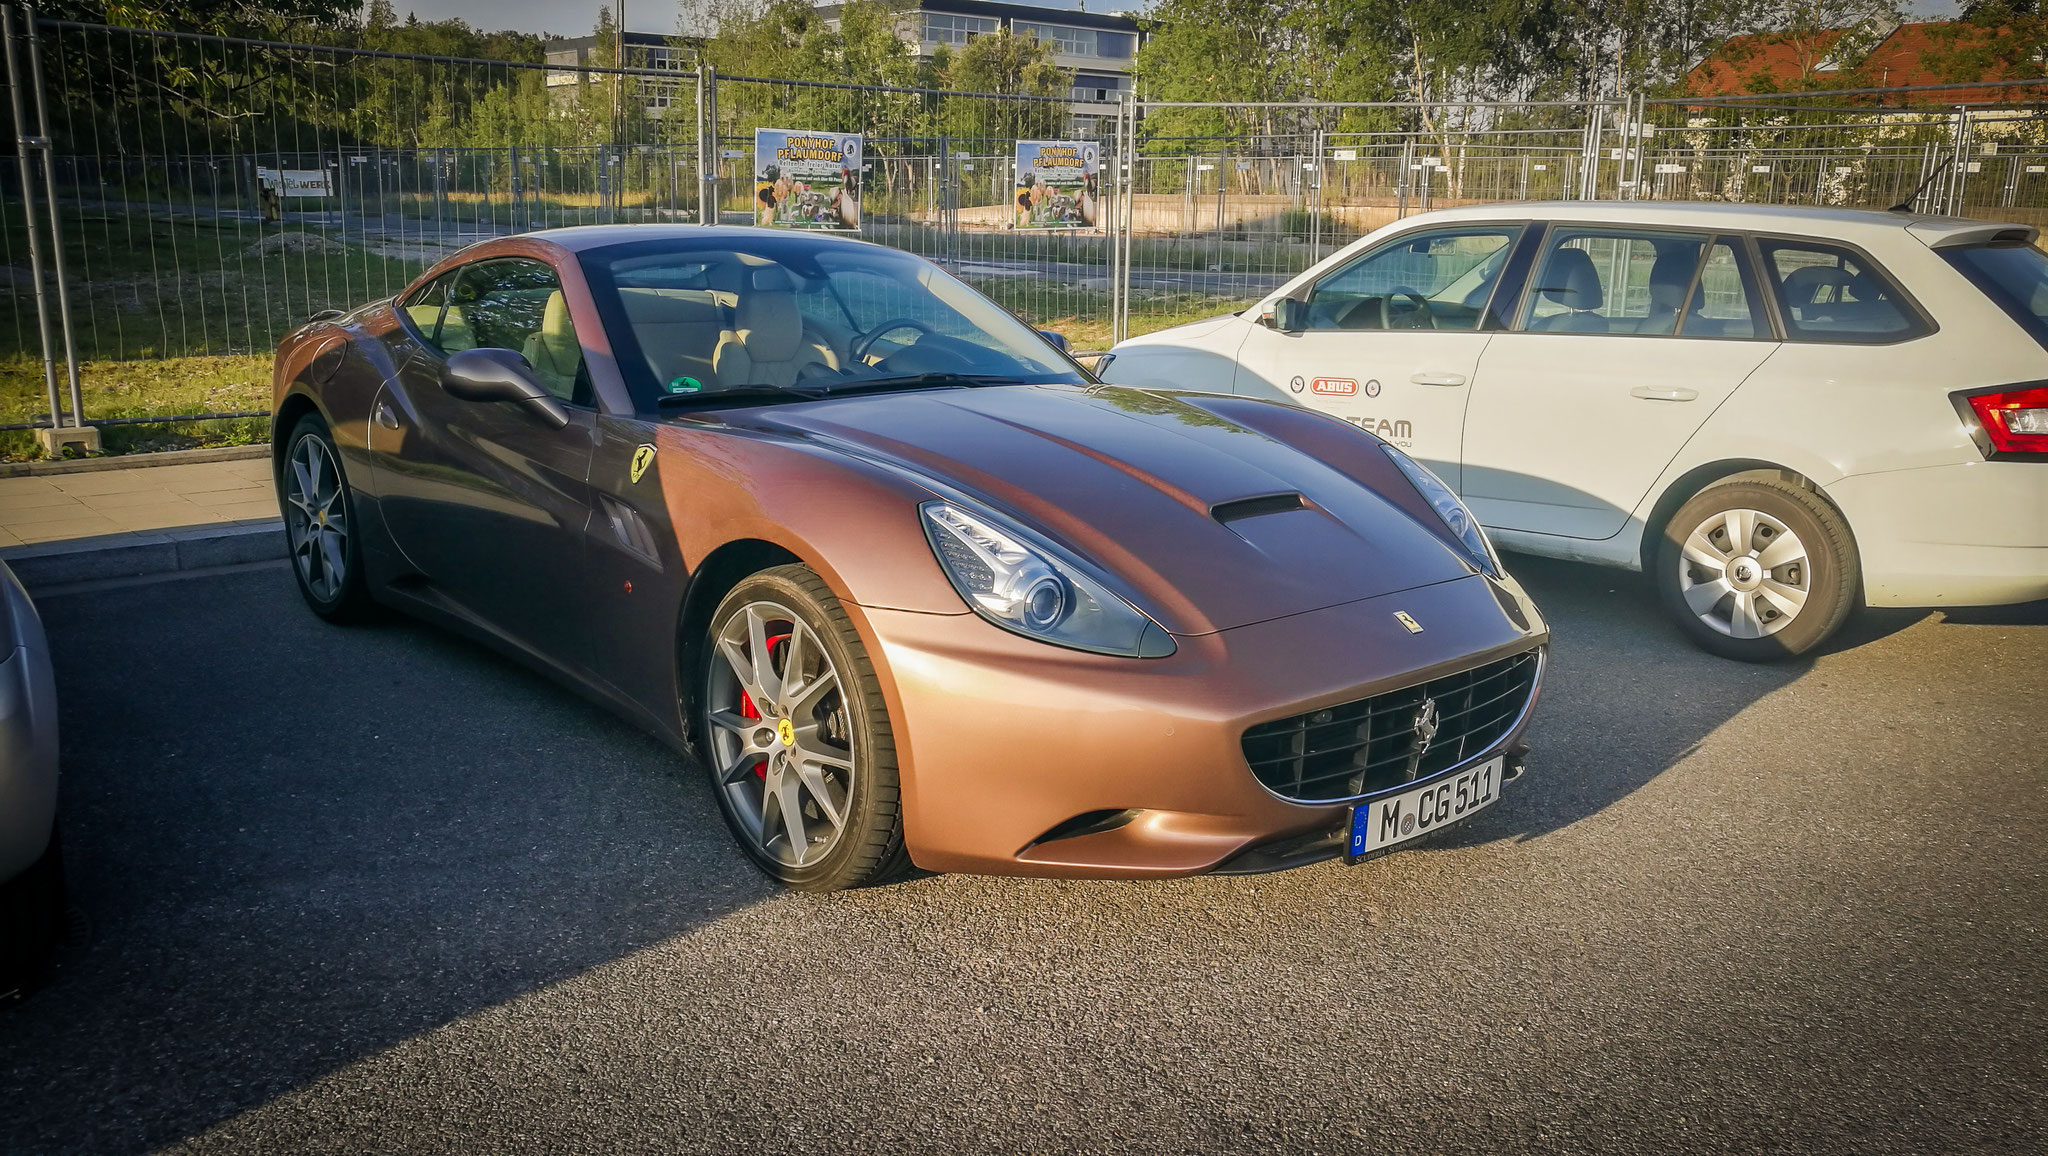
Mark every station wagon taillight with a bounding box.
[1956,385,2048,458]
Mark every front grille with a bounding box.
[1242,650,1540,803]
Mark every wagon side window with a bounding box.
[1304,227,1521,332]
[1758,240,1928,343]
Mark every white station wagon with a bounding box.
[1102,202,2048,661]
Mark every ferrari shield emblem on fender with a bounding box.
[1394,610,1423,634]
[629,444,656,484]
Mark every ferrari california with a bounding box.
[271,226,1548,890]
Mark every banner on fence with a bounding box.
[256,167,332,198]
[754,128,862,230]
[1013,140,1099,230]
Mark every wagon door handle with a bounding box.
[1409,371,1467,387]
[1630,386,1699,402]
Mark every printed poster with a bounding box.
[1014,140,1099,230]
[754,128,861,230]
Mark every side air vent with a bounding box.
[1210,492,1305,524]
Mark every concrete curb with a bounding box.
[1,521,285,590]
[0,444,270,479]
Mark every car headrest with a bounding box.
[1647,246,1698,310]
[1536,248,1602,311]
[732,283,803,361]
[1782,264,1858,305]
[748,266,796,293]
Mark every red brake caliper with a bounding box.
[739,631,793,781]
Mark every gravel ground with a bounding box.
[1,556,2042,1155]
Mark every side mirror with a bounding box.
[441,348,570,429]
[1265,296,1308,333]
[1037,329,1070,353]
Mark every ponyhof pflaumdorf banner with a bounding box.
[755,129,862,230]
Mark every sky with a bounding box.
[389,0,1963,41]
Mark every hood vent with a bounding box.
[1211,492,1306,524]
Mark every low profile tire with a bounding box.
[0,827,64,1000]
[279,414,374,622]
[1654,475,1860,662]
[699,564,910,891]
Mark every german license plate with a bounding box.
[1347,756,1505,861]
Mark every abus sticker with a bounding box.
[1310,377,1358,396]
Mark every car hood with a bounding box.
[1113,312,1244,348]
[733,384,1475,636]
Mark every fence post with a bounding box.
[2,2,65,437]
[1397,138,1412,219]
[1950,106,1972,216]
[21,4,83,437]
[1108,95,1122,346]
[696,66,715,225]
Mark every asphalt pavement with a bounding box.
[1,555,2043,1154]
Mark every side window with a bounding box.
[1520,229,1709,336]
[1679,239,1766,339]
[399,271,457,345]
[452,258,587,403]
[1758,240,1926,343]
[1303,227,1520,331]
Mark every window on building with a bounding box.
[923,13,996,46]
[1015,22,1137,59]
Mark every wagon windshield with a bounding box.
[579,237,1086,409]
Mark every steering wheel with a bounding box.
[1378,288,1439,331]
[851,317,936,363]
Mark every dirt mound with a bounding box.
[244,232,345,258]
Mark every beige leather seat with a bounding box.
[521,291,582,398]
[711,267,838,388]
[619,287,728,390]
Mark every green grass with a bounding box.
[2,208,430,363]
[1,354,271,461]
[968,279,1251,351]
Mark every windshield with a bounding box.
[1944,241,2048,350]
[578,236,1086,409]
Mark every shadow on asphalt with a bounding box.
[1434,552,1928,851]
[0,568,773,1153]
[0,553,1951,1151]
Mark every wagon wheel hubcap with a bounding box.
[706,602,855,869]
[285,436,348,602]
[1677,507,1810,639]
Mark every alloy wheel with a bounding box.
[705,602,856,869]
[1676,507,1810,639]
[284,434,349,602]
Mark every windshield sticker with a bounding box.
[630,444,656,484]
[755,128,862,231]
[668,375,703,394]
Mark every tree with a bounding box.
[944,29,1070,141]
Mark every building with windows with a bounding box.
[816,1,1146,137]
[543,31,697,117]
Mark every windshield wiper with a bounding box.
[813,373,1029,396]
[654,383,826,408]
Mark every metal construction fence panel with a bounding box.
[9,7,2048,440]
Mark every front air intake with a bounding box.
[1241,650,1540,803]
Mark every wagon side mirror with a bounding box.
[441,347,570,430]
[1265,296,1308,333]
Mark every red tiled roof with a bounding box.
[1684,20,2037,103]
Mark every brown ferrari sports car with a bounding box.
[271,226,1547,890]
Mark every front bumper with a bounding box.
[861,572,1547,878]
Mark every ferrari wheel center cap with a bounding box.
[775,717,796,747]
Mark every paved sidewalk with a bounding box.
[0,455,276,548]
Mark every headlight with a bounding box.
[1382,444,1498,576]
[919,500,1174,657]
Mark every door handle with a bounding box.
[1409,371,1467,387]
[1629,386,1699,402]
[374,401,401,429]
